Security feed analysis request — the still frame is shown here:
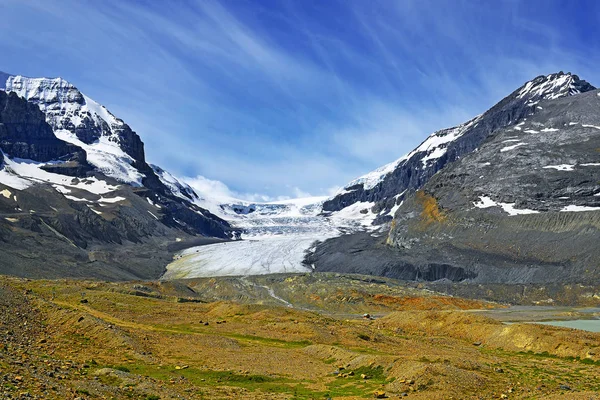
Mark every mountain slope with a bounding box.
[387,88,600,283]
[5,75,160,188]
[0,73,239,280]
[311,72,600,284]
[323,72,596,224]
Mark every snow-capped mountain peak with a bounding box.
[516,71,593,103]
[0,72,240,255]
[3,74,145,186]
[5,75,123,128]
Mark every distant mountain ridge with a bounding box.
[2,69,598,283]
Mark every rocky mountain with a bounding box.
[322,72,596,224]
[311,72,600,284]
[0,90,86,165]
[0,73,239,280]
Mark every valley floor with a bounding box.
[1,274,600,399]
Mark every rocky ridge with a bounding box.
[386,87,600,283]
[323,72,596,223]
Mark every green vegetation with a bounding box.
[111,362,392,399]
[352,365,386,381]
[226,332,312,348]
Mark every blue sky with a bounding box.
[1,0,599,200]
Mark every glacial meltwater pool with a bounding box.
[533,319,600,332]
[473,306,600,333]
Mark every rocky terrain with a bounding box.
[385,89,600,284]
[311,72,599,285]
[2,274,600,399]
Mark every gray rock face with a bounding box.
[0,184,182,280]
[386,89,600,283]
[323,72,596,222]
[305,232,477,282]
[311,73,600,284]
[0,90,85,163]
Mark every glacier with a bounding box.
[162,195,382,279]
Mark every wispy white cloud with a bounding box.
[183,175,312,203]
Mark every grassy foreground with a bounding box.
[1,274,599,399]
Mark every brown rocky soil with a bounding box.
[0,275,599,399]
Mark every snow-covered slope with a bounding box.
[5,75,145,185]
[151,164,197,201]
[344,116,481,191]
[1,155,118,194]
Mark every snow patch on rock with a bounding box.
[1,155,118,194]
[543,164,575,171]
[500,142,527,152]
[560,205,600,212]
[474,196,540,216]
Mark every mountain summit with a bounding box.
[323,72,596,222]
